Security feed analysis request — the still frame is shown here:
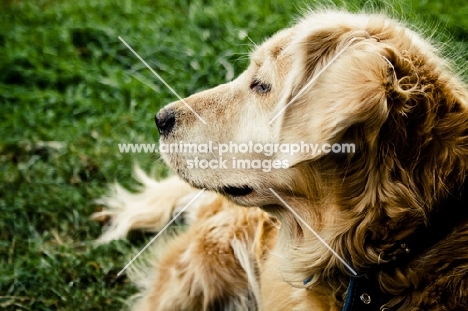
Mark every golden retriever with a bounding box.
[94,9,468,311]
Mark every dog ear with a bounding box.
[274,40,392,166]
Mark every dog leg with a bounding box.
[131,199,277,311]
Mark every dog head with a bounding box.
[157,11,467,210]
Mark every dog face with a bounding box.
[156,11,467,215]
[156,26,296,206]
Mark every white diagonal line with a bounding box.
[268,37,358,124]
[117,188,206,276]
[128,71,161,94]
[268,188,357,275]
[118,36,207,125]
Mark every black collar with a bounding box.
[343,179,468,311]
[342,275,386,311]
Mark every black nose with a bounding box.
[155,108,175,136]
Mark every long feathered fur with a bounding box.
[94,10,468,311]
[271,11,468,309]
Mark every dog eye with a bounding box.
[250,79,271,94]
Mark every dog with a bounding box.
[94,9,468,310]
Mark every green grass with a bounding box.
[1,0,467,310]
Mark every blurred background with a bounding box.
[1,0,467,309]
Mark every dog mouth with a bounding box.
[220,185,253,197]
[178,173,254,197]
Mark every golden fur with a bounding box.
[94,10,468,310]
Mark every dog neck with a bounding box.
[342,178,468,311]
[379,178,468,270]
